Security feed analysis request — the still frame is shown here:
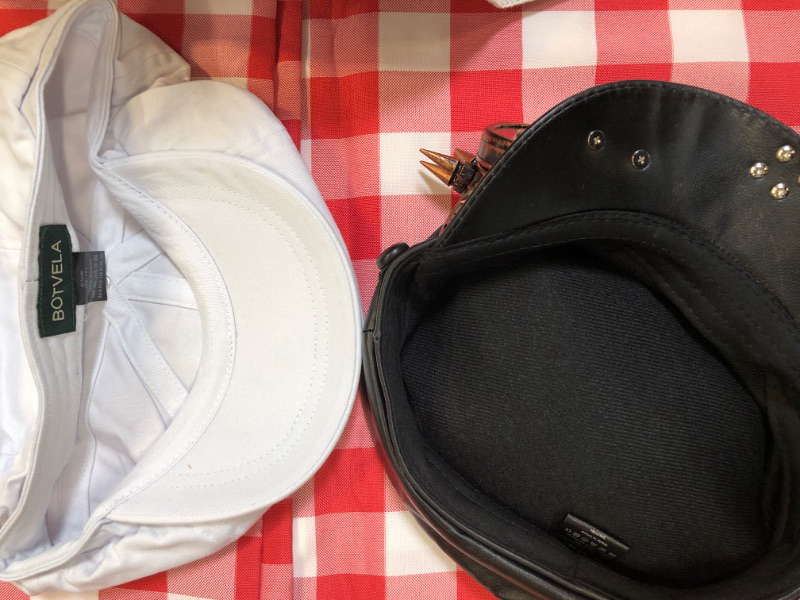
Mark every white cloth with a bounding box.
[0,0,361,593]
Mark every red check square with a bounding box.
[451,70,524,133]
[457,569,497,599]
[248,15,277,79]
[327,197,382,260]
[0,8,45,36]
[315,447,386,514]
[749,62,800,126]
[262,499,294,564]
[310,72,381,139]
[317,573,386,599]
[236,534,264,600]
[596,63,672,84]
[276,0,301,61]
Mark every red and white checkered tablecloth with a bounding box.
[1,0,799,598]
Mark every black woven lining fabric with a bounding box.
[401,247,769,586]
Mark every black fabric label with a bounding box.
[557,514,629,562]
[73,251,107,305]
[38,225,76,338]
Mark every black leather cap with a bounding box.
[363,82,800,600]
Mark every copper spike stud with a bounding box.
[453,148,476,163]
[420,148,461,172]
[420,161,456,186]
[419,148,460,187]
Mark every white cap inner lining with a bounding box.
[0,11,206,555]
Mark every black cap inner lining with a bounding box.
[390,209,800,597]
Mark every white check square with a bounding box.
[380,132,452,196]
[379,12,450,72]
[385,510,457,576]
[522,11,597,69]
[293,516,318,578]
[670,10,749,63]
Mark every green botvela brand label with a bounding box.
[38,225,76,338]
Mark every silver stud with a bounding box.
[777,145,796,163]
[632,149,650,170]
[771,183,789,200]
[588,130,605,151]
[750,162,768,178]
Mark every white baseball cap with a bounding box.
[0,0,361,593]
